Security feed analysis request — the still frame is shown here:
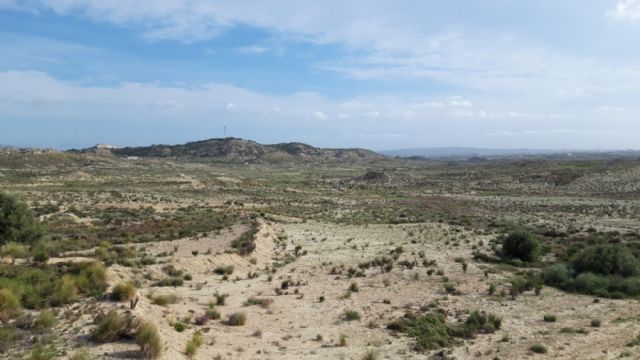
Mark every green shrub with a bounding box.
[543,264,573,287]
[571,245,639,277]
[153,277,184,287]
[151,293,178,306]
[0,288,21,322]
[92,311,134,342]
[530,344,547,354]
[135,320,162,359]
[243,297,273,308]
[214,265,234,275]
[75,262,109,296]
[343,309,361,322]
[387,312,450,352]
[448,310,501,338]
[590,319,601,327]
[29,344,58,360]
[574,273,610,294]
[110,282,136,302]
[51,274,78,306]
[35,309,58,329]
[226,312,246,326]
[174,321,186,332]
[185,331,203,358]
[205,308,221,320]
[339,333,348,347]
[543,314,556,322]
[619,277,640,296]
[501,231,540,262]
[0,192,43,246]
[32,245,49,263]
[388,310,501,352]
[214,293,228,306]
[362,349,379,360]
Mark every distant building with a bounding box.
[126,156,140,161]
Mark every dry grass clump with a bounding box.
[110,282,136,302]
[135,320,162,359]
[151,293,179,306]
[185,331,203,358]
[92,311,161,359]
[226,312,247,326]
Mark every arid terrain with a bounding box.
[1,141,640,360]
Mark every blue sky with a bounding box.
[1,0,640,150]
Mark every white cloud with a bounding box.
[1,71,639,149]
[485,129,623,137]
[236,45,269,54]
[607,0,640,20]
[312,110,328,120]
[4,0,640,101]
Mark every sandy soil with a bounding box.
[44,220,640,360]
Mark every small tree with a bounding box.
[0,192,42,246]
[501,231,540,262]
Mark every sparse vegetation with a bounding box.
[343,309,361,322]
[2,143,640,359]
[226,312,246,326]
[388,310,501,352]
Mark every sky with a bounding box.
[1,1,640,151]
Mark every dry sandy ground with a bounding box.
[30,220,640,360]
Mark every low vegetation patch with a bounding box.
[230,219,259,255]
[92,311,161,358]
[543,244,640,298]
[388,310,501,352]
[151,293,179,306]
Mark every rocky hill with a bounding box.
[94,138,386,162]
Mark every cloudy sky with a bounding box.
[1,1,640,150]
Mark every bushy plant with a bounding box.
[35,309,58,330]
[448,310,501,338]
[571,245,639,277]
[501,231,540,262]
[151,293,178,306]
[110,282,136,301]
[0,242,27,263]
[0,288,21,322]
[543,263,573,287]
[343,309,361,321]
[0,192,43,246]
[387,312,450,352]
[51,274,78,306]
[185,331,203,358]
[530,344,547,354]
[226,312,246,326]
[205,308,221,320]
[92,311,134,342]
[75,262,109,296]
[135,320,162,359]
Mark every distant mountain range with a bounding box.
[75,138,386,162]
[381,147,583,159]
